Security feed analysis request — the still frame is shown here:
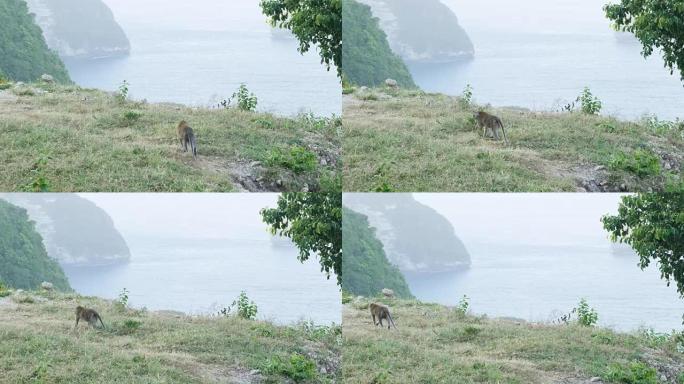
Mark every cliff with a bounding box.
[25,0,130,59]
[0,194,131,266]
[356,0,474,63]
[343,193,471,273]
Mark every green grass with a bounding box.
[0,83,340,192]
[343,298,684,383]
[0,290,340,383]
[343,88,684,192]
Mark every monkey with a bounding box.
[75,306,105,329]
[473,111,508,144]
[177,120,197,159]
[369,303,397,330]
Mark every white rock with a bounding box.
[384,78,398,88]
[40,74,54,83]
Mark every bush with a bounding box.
[115,288,129,311]
[609,149,661,178]
[576,298,598,327]
[577,87,602,115]
[263,353,317,383]
[604,361,657,384]
[266,146,318,174]
[116,80,129,104]
[460,83,473,108]
[456,295,470,315]
[0,281,10,298]
[231,84,258,112]
[123,111,142,123]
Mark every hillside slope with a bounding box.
[342,0,415,88]
[0,0,70,83]
[342,207,413,298]
[343,298,684,383]
[0,200,70,291]
[0,290,340,383]
[343,88,684,192]
[0,83,340,192]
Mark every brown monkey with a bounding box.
[177,120,197,159]
[75,306,105,329]
[370,303,397,330]
[473,111,508,144]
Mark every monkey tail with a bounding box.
[190,134,197,159]
[499,120,508,145]
[388,313,398,330]
[98,315,105,329]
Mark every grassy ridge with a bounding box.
[343,88,684,192]
[343,297,684,383]
[0,83,340,192]
[0,290,340,383]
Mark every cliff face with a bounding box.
[0,200,71,290]
[0,194,130,266]
[356,0,474,63]
[25,0,130,59]
[343,193,470,273]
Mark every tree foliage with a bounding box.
[342,207,413,298]
[604,0,684,83]
[342,0,415,88]
[0,0,71,82]
[0,200,71,291]
[261,193,342,285]
[602,185,684,296]
[260,0,341,77]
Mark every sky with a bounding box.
[414,193,627,247]
[79,193,280,241]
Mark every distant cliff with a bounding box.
[0,200,71,290]
[0,194,130,266]
[0,0,70,82]
[342,207,413,298]
[343,194,470,273]
[356,0,474,63]
[25,0,130,59]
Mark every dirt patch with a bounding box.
[193,157,280,192]
[642,348,684,384]
[0,90,19,103]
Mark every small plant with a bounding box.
[266,146,318,174]
[373,181,395,192]
[0,74,11,90]
[231,291,258,320]
[22,156,50,192]
[123,111,142,123]
[116,80,129,103]
[609,149,661,178]
[643,115,684,139]
[123,319,142,332]
[576,298,598,327]
[456,295,470,315]
[253,117,273,129]
[263,353,317,383]
[115,288,130,311]
[0,281,10,298]
[577,86,602,115]
[604,361,657,384]
[231,83,258,111]
[460,83,474,108]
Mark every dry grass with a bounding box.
[0,290,341,383]
[0,83,341,192]
[342,297,684,384]
[343,88,684,192]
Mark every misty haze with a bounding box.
[64,0,340,116]
[415,0,684,120]
[362,193,684,332]
[10,194,340,325]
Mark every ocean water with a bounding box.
[413,0,684,120]
[63,1,340,117]
[63,237,341,325]
[404,242,684,333]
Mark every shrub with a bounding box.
[0,281,10,298]
[263,353,317,383]
[609,149,661,178]
[460,83,473,108]
[22,156,50,192]
[266,146,318,174]
[577,87,602,115]
[576,298,598,327]
[115,288,129,311]
[456,295,470,315]
[116,80,129,104]
[604,361,657,384]
[227,291,258,320]
[123,111,142,123]
[232,83,258,111]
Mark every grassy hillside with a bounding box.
[0,82,340,192]
[343,87,684,192]
[343,297,684,383]
[0,0,71,83]
[342,0,415,88]
[0,199,71,291]
[0,290,340,383]
[341,207,413,298]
